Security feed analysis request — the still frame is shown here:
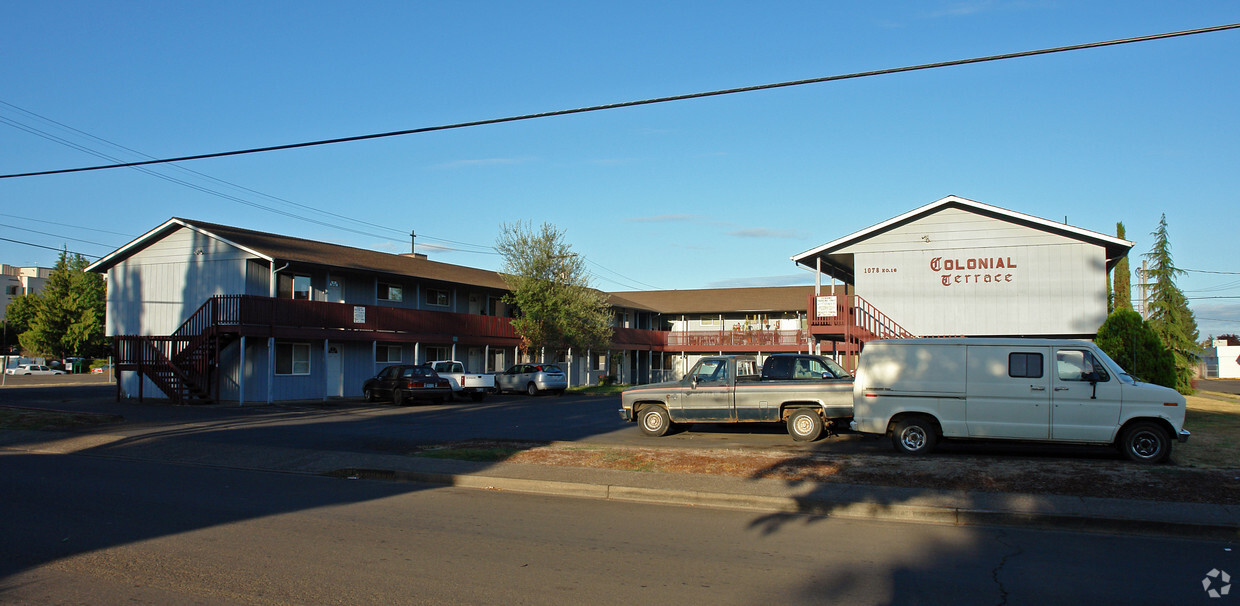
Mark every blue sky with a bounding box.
[2,2,1238,338]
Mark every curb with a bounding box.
[335,468,1240,540]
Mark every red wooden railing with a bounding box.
[807,294,913,340]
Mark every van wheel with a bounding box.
[639,406,672,437]
[787,409,824,442]
[891,416,937,455]
[1119,422,1171,463]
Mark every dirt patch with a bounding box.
[414,440,1240,505]
[0,406,124,431]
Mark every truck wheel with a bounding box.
[1119,422,1171,463]
[891,416,937,455]
[786,409,824,442]
[364,388,376,402]
[470,392,486,402]
[639,406,672,437]
[526,383,539,396]
[393,389,406,406]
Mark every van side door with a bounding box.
[679,358,735,422]
[1050,347,1121,442]
[964,346,1051,439]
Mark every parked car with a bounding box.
[362,365,452,405]
[5,364,67,376]
[495,363,568,396]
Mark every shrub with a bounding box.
[1095,309,1176,388]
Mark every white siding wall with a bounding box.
[106,227,253,336]
[844,209,1108,337]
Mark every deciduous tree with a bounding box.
[496,221,612,359]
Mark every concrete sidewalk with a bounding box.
[2,426,1236,540]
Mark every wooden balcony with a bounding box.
[208,295,523,346]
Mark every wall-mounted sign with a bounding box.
[815,296,837,317]
[930,256,1017,287]
[353,306,366,323]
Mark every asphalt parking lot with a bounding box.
[0,376,1141,462]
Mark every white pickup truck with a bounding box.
[427,361,495,401]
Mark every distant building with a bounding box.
[1204,339,1240,379]
[0,264,53,322]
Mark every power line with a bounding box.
[0,236,98,259]
[0,212,137,238]
[1184,268,1240,275]
[0,223,120,249]
[3,22,1237,180]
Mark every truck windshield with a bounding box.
[1091,347,1137,385]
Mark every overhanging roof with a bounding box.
[791,195,1135,282]
[86,218,511,290]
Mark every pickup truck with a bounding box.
[427,360,495,401]
[619,354,854,441]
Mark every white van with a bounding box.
[850,338,1190,463]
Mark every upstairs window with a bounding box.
[277,273,312,300]
[425,288,450,307]
[378,283,403,302]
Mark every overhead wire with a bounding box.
[1,22,1237,180]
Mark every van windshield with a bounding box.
[1091,347,1137,385]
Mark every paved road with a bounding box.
[2,452,1233,605]
[0,380,1148,462]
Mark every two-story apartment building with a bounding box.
[87,218,818,404]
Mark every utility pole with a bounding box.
[1138,260,1150,319]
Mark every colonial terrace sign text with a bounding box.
[930,256,1017,287]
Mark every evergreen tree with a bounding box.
[496,221,613,359]
[1112,222,1131,311]
[17,250,108,359]
[1142,215,1199,394]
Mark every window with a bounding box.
[4,285,18,296]
[275,343,310,375]
[690,359,728,383]
[425,288,450,307]
[376,345,402,363]
[292,275,311,300]
[700,315,721,327]
[277,273,312,299]
[1009,353,1043,378]
[1056,350,1109,382]
[425,346,449,362]
[378,283,403,302]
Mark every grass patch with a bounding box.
[413,447,523,462]
[0,407,123,430]
[1178,395,1240,468]
[567,384,629,396]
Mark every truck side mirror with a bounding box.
[691,375,699,388]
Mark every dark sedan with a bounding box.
[362,365,452,405]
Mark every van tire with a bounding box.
[1119,422,1171,463]
[639,405,672,437]
[787,409,824,442]
[891,416,937,455]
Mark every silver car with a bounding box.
[495,363,568,396]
